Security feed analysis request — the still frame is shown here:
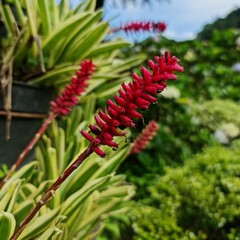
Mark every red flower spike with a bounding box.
[89,125,100,134]
[114,95,127,107]
[94,116,109,131]
[106,99,125,113]
[127,109,142,119]
[50,60,95,116]
[152,22,166,32]
[130,120,159,155]
[118,89,128,101]
[136,97,150,106]
[93,146,106,158]
[141,66,152,82]
[110,127,125,137]
[81,130,94,142]
[144,85,157,94]
[131,72,143,84]
[121,83,134,95]
[98,110,112,123]
[141,92,157,102]
[81,52,183,157]
[120,21,166,34]
[128,103,137,110]
[106,106,119,118]
[120,115,134,127]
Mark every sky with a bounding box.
[103,0,240,42]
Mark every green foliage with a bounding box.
[128,144,240,239]
[0,106,135,239]
[119,97,213,200]
[194,99,240,143]
[129,204,204,240]
[0,0,145,94]
[0,212,16,240]
[97,214,132,240]
[0,164,8,179]
[118,24,240,200]
[32,106,135,239]
[195,99,240,130]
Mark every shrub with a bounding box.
[194,99,240,145]
[128,144,240,239]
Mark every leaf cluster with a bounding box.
[128,144,240,239]
[0,105,135,240]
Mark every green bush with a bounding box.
[129,204,206,240]
[128,144,240,239]
[119,97,213,200]
[118,27,240,200]
[195,99,240,128]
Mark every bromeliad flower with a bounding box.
[10,52,183,240]
[50,60,95,115]
[130,120,159,155]
[81,51,183,157]
[111,21,166,34]
[0,60,95,190]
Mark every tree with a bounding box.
[197,8,240,40]
[96,0,169,9]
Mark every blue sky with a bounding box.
[103,0,240,42]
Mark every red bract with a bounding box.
[81,52,183,157]
[130,120,159,155]
[50,60,95,116]
[121,21,166,33]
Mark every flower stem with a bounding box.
[0,112,57,189]
[9,144,94,240]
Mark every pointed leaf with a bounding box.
[88,39,130,57]
[81,0,96,12]
[64,22,109,61]
[0,212,16,240]
[13,199,35,226]
[61,175,112,217]
[19,207,61,240]
[37,0,52,35]
[42,12,90,52]
[0,180,21,211]
[36,226,62,240]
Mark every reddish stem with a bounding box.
[0,112,57,189]
[10,144,94,240]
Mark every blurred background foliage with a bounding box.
[125,143,240,240]
[117,24,240,195]
[99,6,240,240]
